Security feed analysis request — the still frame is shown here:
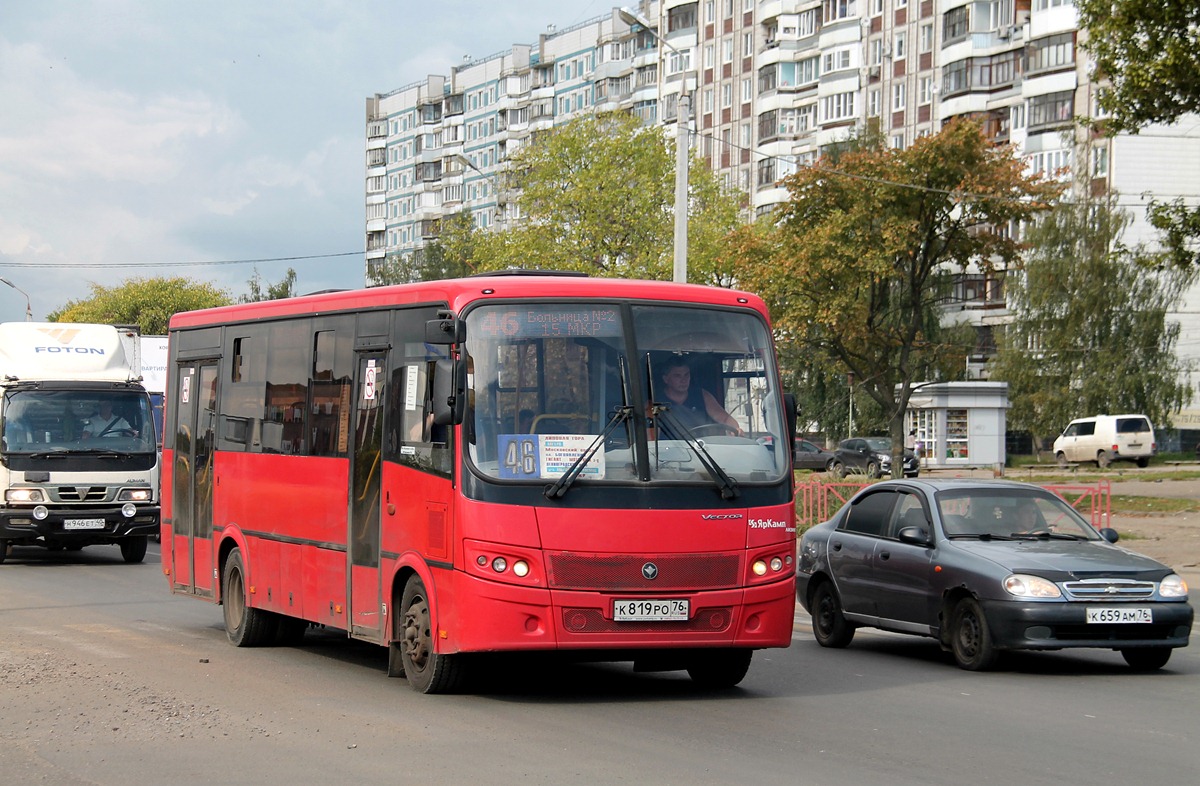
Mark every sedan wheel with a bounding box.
[1121,647,1172,671]
[950,598,998,671]
[811,581,855,648]
[866,461,881,479]
[829,461,845,479]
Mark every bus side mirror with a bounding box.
[431,358,466,426]
[783,393,797,443]
[425,317,464,345]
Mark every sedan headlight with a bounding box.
[1003,574,1062,599]
[1160,574,1188,598]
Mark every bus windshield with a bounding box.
[464,302,789,485]
[2,389,156,455]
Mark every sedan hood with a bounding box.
[948,539,1175,581]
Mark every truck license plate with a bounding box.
[64,518,105,530]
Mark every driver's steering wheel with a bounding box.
[691,422,740,437]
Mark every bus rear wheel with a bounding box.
[398,575,464,694]
[222,548,276,647]
[686,648,753,688]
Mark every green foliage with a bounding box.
[240,267,297,303]
[368,212,478,285]
[470,112,742,283]
[988,189,1195,445]
[47,277,232,334]
[1078,1,1200,132]
[1078,1,1200,266]
[741,121,1061,467]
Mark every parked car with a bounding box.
[796,479,1193,671]
[793,438,836,471]
[829,437,919,478]
[1052,414,1156,468]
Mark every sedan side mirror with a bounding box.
[897,526,934,547]
[1099,527,1119,544]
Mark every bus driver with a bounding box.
[657,358,743,436]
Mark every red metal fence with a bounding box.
[798,478,1112,530]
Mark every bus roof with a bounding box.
[168,275,770,330]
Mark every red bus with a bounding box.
[162,272,797,692]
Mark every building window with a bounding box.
[1027,90,1075,131]
[868,89,881,117]
[893,82,907,111]
[943,6,968,43]
[1027,32,1075,75]
[824,0,857,23]
[821,91,857,122]
[920,23,934,53]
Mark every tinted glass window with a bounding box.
[1116,417,1150,434]
[842,490,896,536]
[1077,421,1095,436]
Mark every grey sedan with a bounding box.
[796,479,1193,670]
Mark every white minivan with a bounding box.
[1052,414,1156,468]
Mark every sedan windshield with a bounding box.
[936,489,1101,540]
[463,301,789,486]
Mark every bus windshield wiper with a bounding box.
[543,406,633,500]
[651,404,740,500]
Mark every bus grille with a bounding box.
[547,553,740,591]
[561,607,734,634]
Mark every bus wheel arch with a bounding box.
[394,572,465,694]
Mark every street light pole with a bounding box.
[0,277,33,321]
[451,153,505,227]
[619,7,690,283]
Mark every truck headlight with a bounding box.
[5,488,45,503]
[118,488,152,502]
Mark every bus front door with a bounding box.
[348,351,386,642]
[171,362,217,598]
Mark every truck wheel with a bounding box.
[222,548,277,647]
[120,536,148,564]
[398,574,464,693]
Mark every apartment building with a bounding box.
[366,0,1199,403]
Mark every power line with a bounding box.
[0,251,364,270]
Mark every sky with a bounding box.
[0,0,608,322]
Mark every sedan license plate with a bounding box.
[1086,607,1152,624]
[64,518,105,530]
[614,599,689,622]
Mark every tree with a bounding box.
[241,267,297,302]
[1078,1,1200,132]
[740,121,1062,475]
[470,112,743,283]
[988,190,1195,453]
[1078,1,1200,267]
[47,277,232,334]
[368,212,479,286]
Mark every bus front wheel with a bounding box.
[222,548,276,647]
[398,575,464,694]
[686,648,752,689]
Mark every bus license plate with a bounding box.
[614,599,689,622]
[1086,607,1152,624]
[64,518,105,530]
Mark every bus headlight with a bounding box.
[5,488,45,503]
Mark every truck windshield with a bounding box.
[1,389,156,455]
[464,302,789,485]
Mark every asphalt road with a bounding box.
[1,541,1197,785]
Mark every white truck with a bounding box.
[0,322,160,564]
